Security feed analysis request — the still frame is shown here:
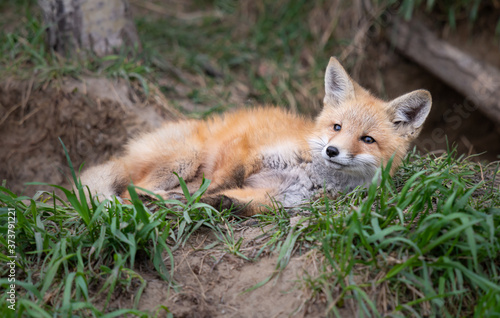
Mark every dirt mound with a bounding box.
[132,223,354,317]
[0,77,181,196]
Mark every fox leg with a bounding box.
[80,145,204,202]
[128,155,202,198]
[121,121,206,196]
[201,187,278,216]
[80,120,207,201]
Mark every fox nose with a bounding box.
[326,146,339,158]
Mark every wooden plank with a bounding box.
[390,18,500,124]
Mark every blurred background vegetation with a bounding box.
[0,1,500,317]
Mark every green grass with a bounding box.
[394,0,491,28]
[0,147,226,316]
[1,148,499,316]
[298,149,500,317]
[242,148,500,317]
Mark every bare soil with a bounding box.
[129,221,353,317]
[0,77,181,196]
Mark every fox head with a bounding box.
[309,57,432,180]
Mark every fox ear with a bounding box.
[390,89,432,136]
[324,57,355,106]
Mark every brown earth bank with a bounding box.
[0,77,181,196]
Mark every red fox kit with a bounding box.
[80,57,432,215]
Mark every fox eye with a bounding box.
[333,124,341,131]
[361,136,376,144]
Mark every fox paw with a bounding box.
[201,195,240,212]
[150,190,187,202]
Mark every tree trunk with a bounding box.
[38,0,140,56]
